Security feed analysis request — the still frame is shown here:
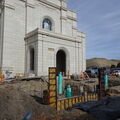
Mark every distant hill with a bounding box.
[87,58,120,68]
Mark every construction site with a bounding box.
[0,0,120,120]
[0,67,120,120]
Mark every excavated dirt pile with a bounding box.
[0,84,96,120]
[0,86,56,120]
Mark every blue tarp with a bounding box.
[72,96,120,120]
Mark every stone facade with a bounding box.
[0,0,86,77]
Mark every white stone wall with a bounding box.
[24,0,77,36]
[41,36,82,75]
[25,29,85,76]
[0,8,3,69]
[26,1,61,34]
[82,33,86,71]
[1,0,86,76]
[2,0,25,75]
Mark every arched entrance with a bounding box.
[56,50,66,75]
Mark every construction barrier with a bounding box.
[57,93,98,111]
[0,73,4,84]
[48,67,98,111]
[48,67,57,109]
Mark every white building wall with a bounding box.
[40,35,83,75]
[25,0,77,36]
[2,0,25,74]
[38,3,61,34]
[25,29,84,76]
[37,36,43,75]
[0,8,4,69]
[82,35,86,71]
[1,0,86,76]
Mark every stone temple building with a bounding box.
[0,0,86,77]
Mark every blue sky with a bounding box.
[68,0,120,59]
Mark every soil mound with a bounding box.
[0,86,56,120]
[0,84,97,120]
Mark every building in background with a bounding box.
[0,0,86,77]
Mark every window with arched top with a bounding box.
[42,18,52,31]
[30,48,34,71]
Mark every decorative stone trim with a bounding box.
[19,0,35,8]
[67,16,77,21]
[37,0,67,11]
[60,16,67,20]
[72,26,77,30]
[27,3,35,8]
[38,0,60,9]
[60,6,67,11]
[25,28,82,43]
[4,3,15,10]
[67,9,76,14]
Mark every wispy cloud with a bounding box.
[68,0,120,59]
[102,10,120,19]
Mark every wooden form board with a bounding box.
[48,67,57,109]
[57,93,98,111]
[48,68,98,111]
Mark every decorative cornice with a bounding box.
[25,28,82,43]
[38,0,60,9]
[27,3,35,8]
[77,31,86,38]
[60,16,67,20]
[67,16,77,21]
[19,0,35,8]
[72,26,77,30]
[67,9,76,14]
[37,0,67,11]
[19,0,25,2]
[4,3,15,10]
[60,6,67,11]
[4,2,34,10]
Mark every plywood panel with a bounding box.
[50,103,56,109]
[61,100,65,110]
[49,97,56,103]
[68,99,72,107]
[50,91,56,97]
[49,79,56,84]
[57,101,61,111]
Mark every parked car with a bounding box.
[112,70,120,77]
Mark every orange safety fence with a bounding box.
[0,74,4,83]
[84,72,91,80]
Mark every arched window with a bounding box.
[42,18,52,31]
[30,48,34,71]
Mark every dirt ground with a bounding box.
[0,80,48,97]
[0,85,56,120]
[0,82,96,120]
[2,77,120,120]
